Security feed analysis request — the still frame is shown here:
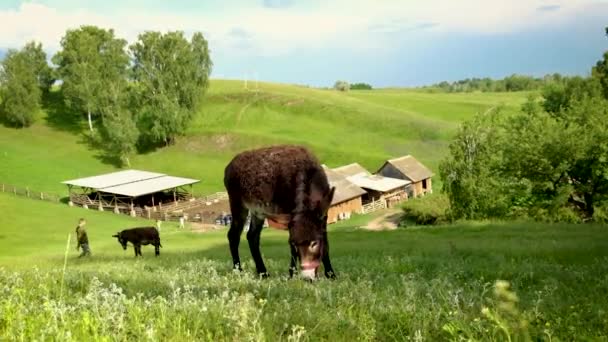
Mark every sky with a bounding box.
[0,0,607,87]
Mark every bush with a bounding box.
[400,194,451,226]
[333,80,350,92]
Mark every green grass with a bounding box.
[1,193,607,340]
[0,81,530,195]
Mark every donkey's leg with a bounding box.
[247,215,269,278]
[289,243,299,279]
[227,198,247,271]
[321,232,336,279]
[154,243,160,256]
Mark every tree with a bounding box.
[52,26,129,132]
[350,82,372,90]
[130,31,212,147]
[439,107,515,219]
[0,49,42,127]
[333,80,350,92]
[21,41,54,93]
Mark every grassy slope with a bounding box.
[1,193,607,340]
[0,81,529,195]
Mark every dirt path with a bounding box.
[363,208,402,231]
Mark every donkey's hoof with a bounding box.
[325,271,337,280]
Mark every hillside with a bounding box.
[0,80,530,195]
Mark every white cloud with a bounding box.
[0,0,604,58]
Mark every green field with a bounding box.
[1,193,607,340]
[0,80,529,195]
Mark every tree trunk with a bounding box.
[87,110,93,132]
[584,192,595,217]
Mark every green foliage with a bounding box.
[333,80,350,91]
[350,82,372,90]
[0,49,42,127]
[400,194,451,226]
[21,41,54,93]
[130,31,212,147]
[52,25,130,132]
[428,73,574,93]
[441,86,608,222]
[439,107,516,220]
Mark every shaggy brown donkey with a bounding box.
[224,145,336,280]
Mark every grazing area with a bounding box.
[1,193,607,340]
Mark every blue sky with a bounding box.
[0,0,607,87]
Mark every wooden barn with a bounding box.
[322,165,366,224]
[345,172,410,208]
[376,155,434,198]
[62,169,200,216]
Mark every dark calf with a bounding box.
[112,227,162,257]
[224,145,336,280]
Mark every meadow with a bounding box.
[1,193,608,341]
[0,80,529,195]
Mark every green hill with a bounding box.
[0,80,529,195]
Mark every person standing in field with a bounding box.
[179,215,185,229]
[156,219,162,232]
[75,218,91,257]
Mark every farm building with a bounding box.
[62,169,200,216]
[345,172,411,209]
[376,155,434,198]
[322,165,367,224]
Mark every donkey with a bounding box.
[112,227,162,257]
[224,145,336,280]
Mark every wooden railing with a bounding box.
[0,183,63,203]
[362,198,387,214]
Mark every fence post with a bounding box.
[26,187,30,197]
[40,192,44,200]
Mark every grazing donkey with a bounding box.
[112,227,162,257]
[224,145,336,280]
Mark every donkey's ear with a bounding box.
[112,234,118,238]
[323,186,336,209]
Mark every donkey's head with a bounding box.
[112,232,128,250]
[289,185,335,280]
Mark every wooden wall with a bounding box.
[327,196,363,224]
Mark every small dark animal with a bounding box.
[224,145,336,280]
[112,227,162,257]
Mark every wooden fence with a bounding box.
[0,183,63,204]
[362,198,387,214]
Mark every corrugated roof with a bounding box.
[62,169,200,197]
[382,155,434,182]
[62,169,165,189]
[322,165,367,205]
[347,172,410,192]
[100,175,200,197]
[332,163,370,178]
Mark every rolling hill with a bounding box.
[0,80,530,195]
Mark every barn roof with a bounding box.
[322,165,367,205]
[379,155,434,182]
[62,169,200,197]
[346,172,410,192]
[332,163,371,178]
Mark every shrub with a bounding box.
[400,194,451,226]
[333,80,350,92]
